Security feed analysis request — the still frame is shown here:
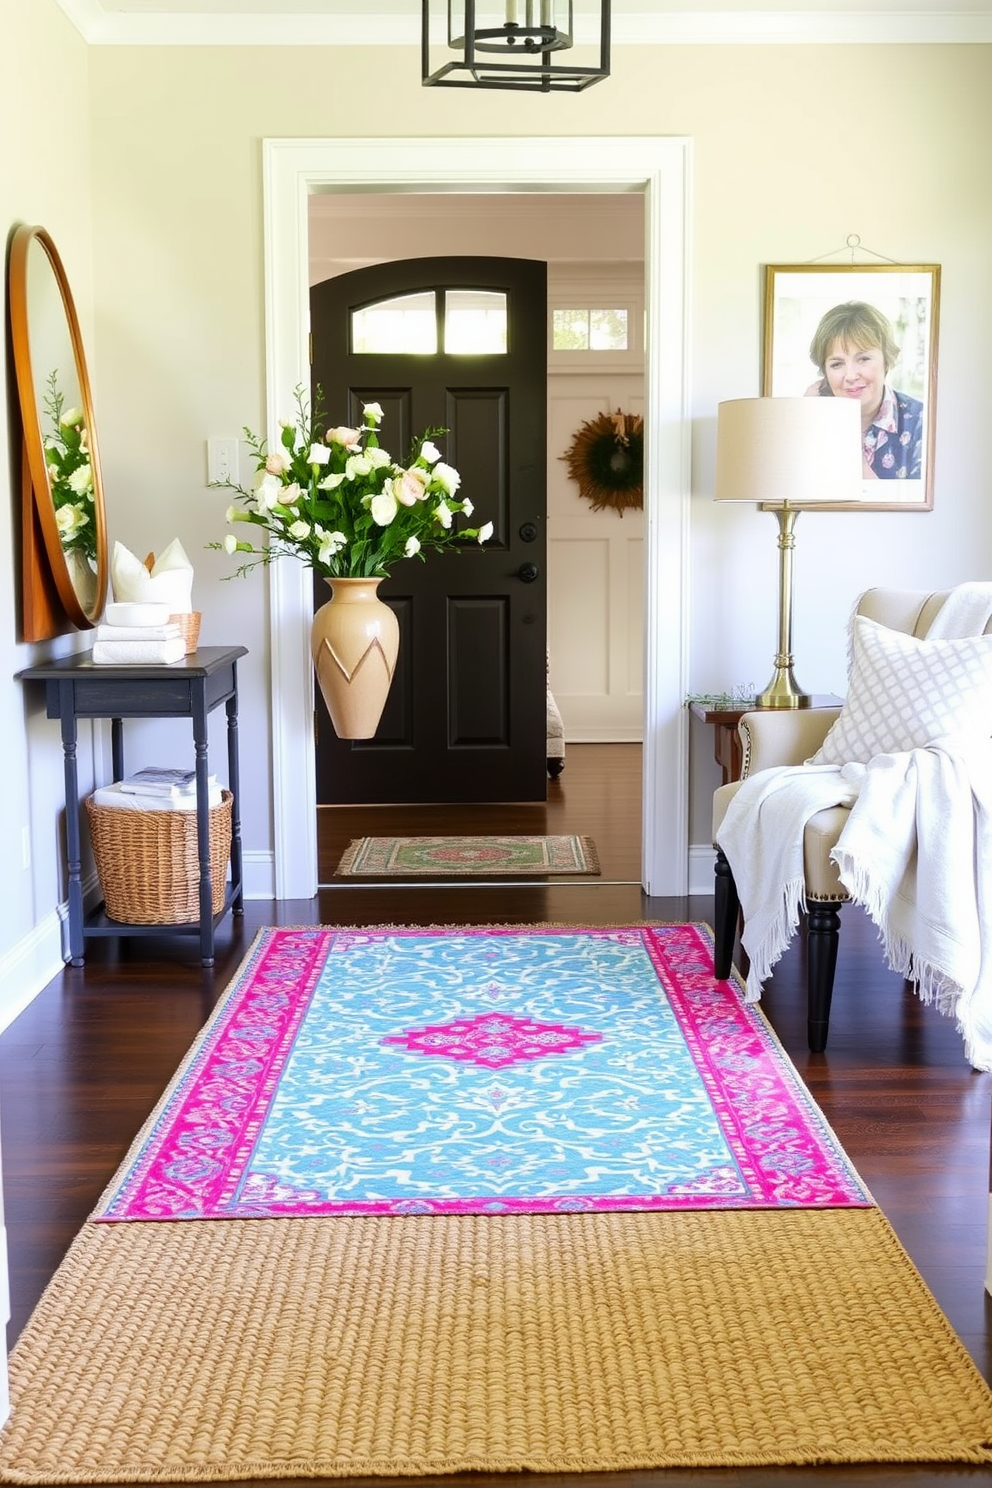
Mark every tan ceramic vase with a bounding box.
[310,576,399,740]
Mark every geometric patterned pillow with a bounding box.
[808,615,992,765]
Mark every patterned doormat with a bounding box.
[93,923,870,1222]
[334,833,600,877]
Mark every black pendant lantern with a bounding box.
[422,0,610,92]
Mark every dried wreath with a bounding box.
[560,409,643,515]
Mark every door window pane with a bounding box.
[351,291,437,354]
[445,290,507,354]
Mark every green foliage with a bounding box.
[43,370,97,562]
[684,689,756,709]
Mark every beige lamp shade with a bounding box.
[714,396,863,506]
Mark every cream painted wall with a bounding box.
[0,0,103,1017]
[83,41,992,883]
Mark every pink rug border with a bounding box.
[93,924,872,1222]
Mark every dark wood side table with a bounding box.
[689,694,843,785]
[16,646,247,967]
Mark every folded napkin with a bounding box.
[96,622,182,642]
[92,781,223,812]
[111,538,194,614]
[92,637,187,665]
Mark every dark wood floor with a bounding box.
[1,743,990,1486]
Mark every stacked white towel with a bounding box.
[92,781,223,813]
[97,623,182,642]
[92,601,186,666]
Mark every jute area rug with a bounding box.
[334,835,599,877]
[2,1208,992,1481]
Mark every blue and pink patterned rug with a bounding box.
[94,923,871,1222]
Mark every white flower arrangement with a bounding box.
[209,386,493,580]
[43,371,96,562]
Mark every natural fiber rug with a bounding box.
[334,834,600,877]
[93,924,869,1221]
[2,1208,992,1481]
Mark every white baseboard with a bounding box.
[0,908,68,1036]
[689,843,716,898]
[563,729,643,745]
[242,850,275,900]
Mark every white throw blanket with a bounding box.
[716,581,992,1070]
[926,580,992,639]
[716,763,858,1004]
[833,736,992,1072]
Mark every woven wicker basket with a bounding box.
[169,611,201,655]
[85,790,232,925]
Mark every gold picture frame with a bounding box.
[763,263,940,511]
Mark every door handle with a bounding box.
[517,563,540,584]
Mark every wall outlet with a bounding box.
[207,437,240,487]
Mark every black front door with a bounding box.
[310,256,548,805]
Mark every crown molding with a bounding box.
[52,4,992,46]
[52,0,418,45]
[627,11,992,43]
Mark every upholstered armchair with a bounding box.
[711,587,992,1053]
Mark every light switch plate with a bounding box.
[207,437,240,486]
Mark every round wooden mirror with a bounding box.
[8,224,108,640]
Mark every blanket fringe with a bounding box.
[743,876,806,1003]
[834,852,992,1073]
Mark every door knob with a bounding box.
[517,562,540,583]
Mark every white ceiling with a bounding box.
[51,0,992,46]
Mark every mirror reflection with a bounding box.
[9,225,108,639]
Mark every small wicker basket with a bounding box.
[85,790,232,925]
[169,611,201,655]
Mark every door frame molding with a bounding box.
[263,135,692,897]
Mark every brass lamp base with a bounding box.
[755,503,812,709]
[755,666,813,710]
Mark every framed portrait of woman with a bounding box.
[763,263,940,510]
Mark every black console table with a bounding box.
[16,645,247,967]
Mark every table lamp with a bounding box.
[714,396,862,708]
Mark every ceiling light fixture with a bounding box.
[422,0,611,92]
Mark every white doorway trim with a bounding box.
[262,136,692,899]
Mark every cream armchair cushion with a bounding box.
[712,709,845,901]
[738,707,840,778]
